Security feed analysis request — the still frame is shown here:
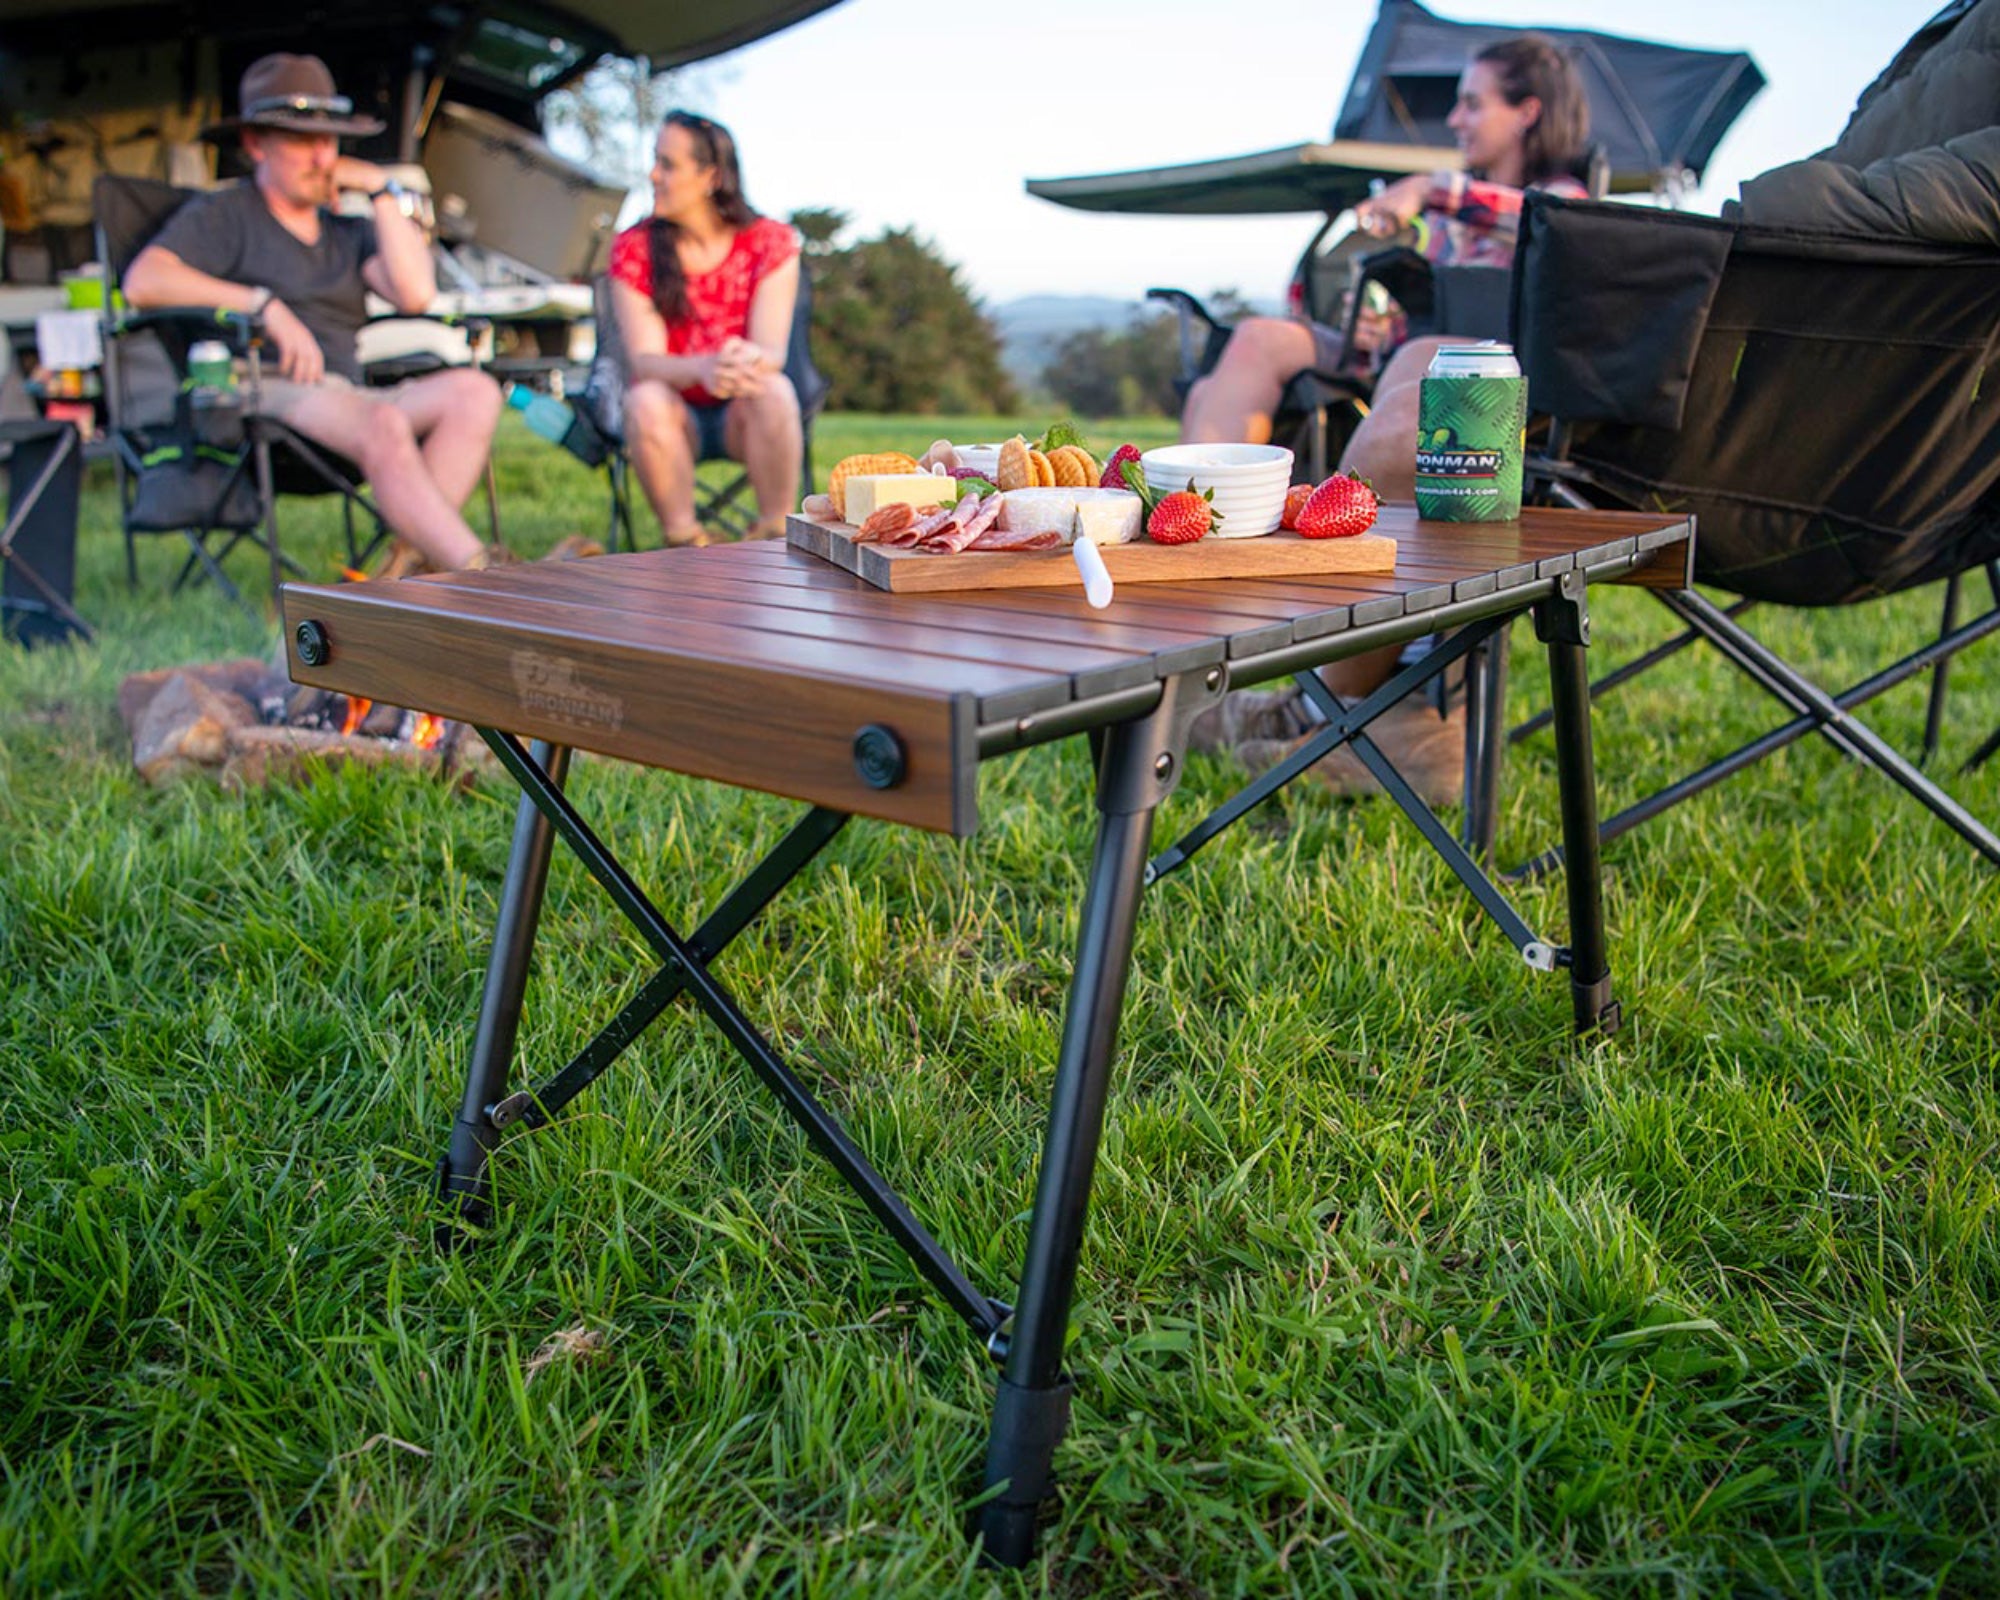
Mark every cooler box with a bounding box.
[423,103,624,282]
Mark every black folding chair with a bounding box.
[1147,151,1606,486]
[1495,191,2000,872]
[576,265,829,551]
[95,175,499,608]
[1,418,92,646]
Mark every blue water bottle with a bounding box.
[505,382,608,467]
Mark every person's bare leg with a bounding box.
[1339,335,1449,507]
[624,379,706,545]
[723,374,802,537]
[1312,337,1452,698]
[1180,317,1320,445]
[387,368,503,509]
[281,385,486,570]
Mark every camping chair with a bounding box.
[1,418,93,646]
[576,264,829,551]
[94,175,498,607]
[1147,149,1608,486]
[1494,190,2000,872]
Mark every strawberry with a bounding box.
[1295,471,1380,539]
[1147,489,1213,544]
[1099,444,1143,491]
[1281,483,1313,531]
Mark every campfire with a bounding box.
[118,654,493,789]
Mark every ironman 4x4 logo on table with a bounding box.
[510,650,625,733]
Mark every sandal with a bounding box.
[663,523,711,549]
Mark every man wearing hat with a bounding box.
[122,53,504,572]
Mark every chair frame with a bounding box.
[1489,436,2000,877]
[94,175,499,608]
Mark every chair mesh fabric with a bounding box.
[1515,192,2000,606]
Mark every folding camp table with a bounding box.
[281,503,1692,1565]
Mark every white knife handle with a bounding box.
[1073,536,1113,610]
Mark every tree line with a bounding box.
[797,209,1239,419]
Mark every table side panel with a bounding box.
[281,586,981,835]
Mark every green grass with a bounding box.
[2,412,1997,1596]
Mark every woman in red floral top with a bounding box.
[608,112,802,545]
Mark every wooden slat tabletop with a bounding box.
[282,505,1691,836]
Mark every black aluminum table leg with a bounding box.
[979,714,1166,1568]
[1465,624,1510,863]
[1537,576,1618,1035]
[439,739,571,1238]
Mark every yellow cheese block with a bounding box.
[842,474,957,524]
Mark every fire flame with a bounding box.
[341,567,369,583]
[340,696,372,736]
[410,713,445,751]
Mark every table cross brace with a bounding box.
[445,729,1011,1344]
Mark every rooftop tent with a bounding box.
[1338,0,1764,192]
[1026,0,1764,217]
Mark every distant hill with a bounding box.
[986,292,1281,397]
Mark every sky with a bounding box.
[631,0,1942,308]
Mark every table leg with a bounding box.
[439,738,571,1238]
[1536,576,1619,1035]
[1465,624,1510,864]
[978,716,1164,1567]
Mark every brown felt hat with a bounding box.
[202,54,385,141]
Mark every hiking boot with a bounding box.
[1187,685,1318,757]
[463,542,520,572]
[1237,694,1466,808]
[372,539,432,582]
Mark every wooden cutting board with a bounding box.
[788,515,1396,593]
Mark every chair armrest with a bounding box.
[111,306,259,351]
[1145,286,1234,391]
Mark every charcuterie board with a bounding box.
[788,516,1397,594]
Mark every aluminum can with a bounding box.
[1414,342,1526,522]
[187,339,235,391]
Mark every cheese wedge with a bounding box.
[841,473,957,524]
[995,487,1144,546]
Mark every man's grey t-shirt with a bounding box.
[150,181,378,382]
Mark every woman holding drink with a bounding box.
[1184,35,1590,799]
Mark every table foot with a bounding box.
[976,1377,1074,1568]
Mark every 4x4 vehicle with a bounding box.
[0,0,842,377]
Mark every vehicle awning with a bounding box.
[538,0,847,70]
[1025,140,1463,219]
[0,0,847,76]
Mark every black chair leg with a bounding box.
[483,456,502,547]
[1922,573,1960,767]
[255,433,283,604]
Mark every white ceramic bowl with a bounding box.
[1139,443,1293,537]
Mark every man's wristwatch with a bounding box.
[246,286,274,318]
[368,179,408,205]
